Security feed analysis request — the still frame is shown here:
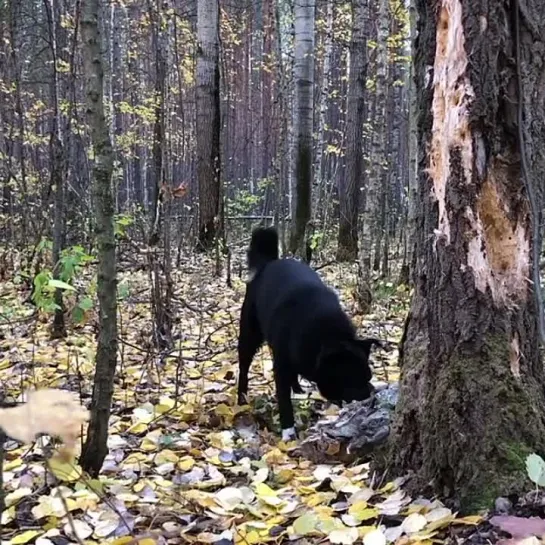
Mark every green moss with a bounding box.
[463,482,499,513]
[461,442,532,513]
[390,315,545,515]
[501,442,532,472]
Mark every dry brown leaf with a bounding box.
[0,389,89,451]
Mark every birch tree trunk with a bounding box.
[289,0,315,258]
[337,0,367,261]
[80,0,118,477]
[399,0,418,285]
[369,0,389,270]
[390,0,545,511]
[196,0,222,250]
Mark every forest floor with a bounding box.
[0,251,538,545]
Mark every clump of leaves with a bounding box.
[0,388,89,458]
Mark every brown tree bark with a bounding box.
[80,0,118,477]
[337,0,368,261]
[389,0,545,511]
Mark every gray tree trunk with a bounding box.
[314,0,333,221]
[337,0,368,261]
[399,0,418,285]
[80,0,118,477]
[196,0,222,250]
[43,0,67,339]
[289,0,315,258]
[369,0,389,270]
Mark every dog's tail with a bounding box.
[248,227,279,273]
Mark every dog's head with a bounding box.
[315,338,386,402]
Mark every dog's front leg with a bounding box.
[237,295,263,405]
[274,364,297,441]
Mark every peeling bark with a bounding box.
[389,0,545,511]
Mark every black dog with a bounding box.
[237,227,384,441]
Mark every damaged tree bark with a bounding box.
[389,0,545,511]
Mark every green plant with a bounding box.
[226,177,273,216]
[114,213,135,239]
[31,245,96,324]
[32,271,75,313]
[58,245,94,283]
[308,231,324,251]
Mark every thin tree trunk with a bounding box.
[80,0,118,477]
[370,0,389,271]
[337,0,367,261]
[314,0,333,222]
[44,0,67,339]
[289,0,315,258]
[398,0,418,284]
[196,0,222,250]
[390,0,545,511]
[8,0,29,246]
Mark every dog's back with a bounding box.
[246,228,355,376]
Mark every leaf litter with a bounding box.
[0,255,518,545]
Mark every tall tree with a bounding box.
[390,0,545,510]
[147,0,173,350]
[337,0,368,261]
[80,0,118,476]
[44,0,67,339]
[196,0,222,250]
[399,0,418,285]
[313,0,334,220]
[369,0,389,270]
[289,0,315,257]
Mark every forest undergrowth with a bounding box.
[0,253,524,545]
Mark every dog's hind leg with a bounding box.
[237,296,263,405]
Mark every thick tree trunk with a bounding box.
[337,0,367,261]
[80,0,118,477]
[289,0,315,258]
[389,0,545,511]
[196,0,222,250]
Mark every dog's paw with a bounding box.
[281,427,297,442]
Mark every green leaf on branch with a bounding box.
[48,279,76,292]
[526,453,545,486]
